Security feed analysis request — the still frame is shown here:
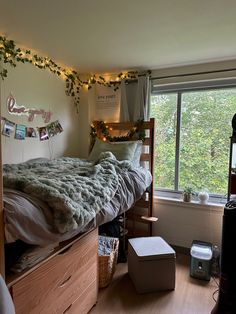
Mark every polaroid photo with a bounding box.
[26,127,37,138]
[54,120,63,134]
[15,124,26,140]
[47,122,57,137]
[38,127,49,141]
[2,119,15,137]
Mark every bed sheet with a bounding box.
[4,166,152,246]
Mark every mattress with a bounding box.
[4,166,152,246]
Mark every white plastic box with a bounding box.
[190,240,213,281]
[128,237,176,293]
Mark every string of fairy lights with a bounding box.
[0,35,151,113]
[90,120,145,149]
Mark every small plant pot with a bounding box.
[183,193,192,202]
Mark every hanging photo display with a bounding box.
[2,119,15,137]
[47,120,63,137]
[1,117,63,141]
[26,127,37,138]
[38,127,49,141]
[15,124,26,140]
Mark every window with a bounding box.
[150,86,236,199]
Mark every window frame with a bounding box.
[150,82,236,204]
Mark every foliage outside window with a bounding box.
[150,87,236,197]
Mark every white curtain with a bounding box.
[120,76,150,122]
[120,80,130,122]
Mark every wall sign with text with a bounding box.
[95,86,120,121]
[6,93,52,123]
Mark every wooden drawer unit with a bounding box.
[63,281,97,314]
[11,228,98,314]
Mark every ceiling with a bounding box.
[1,0,236,74]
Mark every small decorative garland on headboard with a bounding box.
[90,120,145,148]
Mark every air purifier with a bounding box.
[190,240,212,281]
[211,200,236,313]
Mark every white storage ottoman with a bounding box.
[128,237,176,293]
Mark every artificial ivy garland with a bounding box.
[90,120,145,149]
[0,35,151,113]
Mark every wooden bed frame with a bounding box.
[93,117,156,238]
[0,118,155,313]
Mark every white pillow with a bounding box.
[88,138,138,162]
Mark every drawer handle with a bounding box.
[59,275,72,288]
[59,245,73,255]
[63,303,72,314]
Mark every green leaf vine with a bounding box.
[0,35,151,113]
[90,119,145,149]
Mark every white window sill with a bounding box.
[154,195,224,212]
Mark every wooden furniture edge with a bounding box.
[6,227,98,288]
[92,118,156,237]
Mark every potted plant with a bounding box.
[183,187,195,202]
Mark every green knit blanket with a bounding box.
[3,152,131,233]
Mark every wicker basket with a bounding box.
[98,236,119,288]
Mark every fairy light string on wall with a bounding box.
[0,35,151,113]
[90,120,145,149]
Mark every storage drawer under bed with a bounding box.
[11,228,98,314]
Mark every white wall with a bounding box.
[151,59,236,84]
[0,63,81,163]
[153,199,223,248]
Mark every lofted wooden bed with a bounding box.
[93,118,157,238]
[0,118,155,314]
